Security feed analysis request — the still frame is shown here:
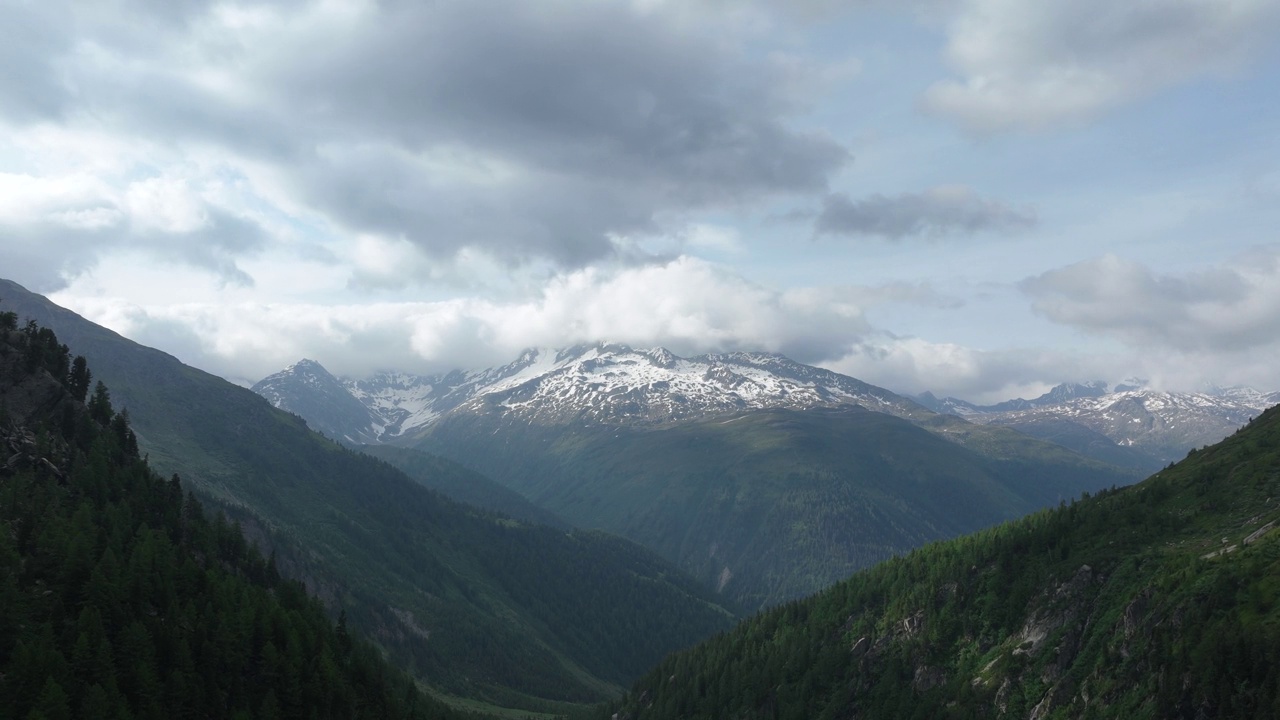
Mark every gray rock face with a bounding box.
[251,359,383,443]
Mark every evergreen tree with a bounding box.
[67,356,91,404]
[0,317,477,720]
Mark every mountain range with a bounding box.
[254,345,1145,608]
[6,275,1279,719]
[0,279,735,714]
[918,381,1280,471]
[251,344,934,443]
[256,351,1274,475]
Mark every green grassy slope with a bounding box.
[0,280,735,711]
[602,402,1280,719]
[416,406,1139,609]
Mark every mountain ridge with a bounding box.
[252,344,932,444]
[918,381,1278,469]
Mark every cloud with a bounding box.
[51,251,1280,399]
[0,164,269,291]
[814,185,1036,239]
[0,2,73,122]
[0,0,852,286]
[922,0,1280,132]
[819,335,1119,405]
[54,257,888,382]
[266,0,850,264]
[1021,249,1280,353]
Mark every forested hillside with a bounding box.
[0,280,735,714]
[359,444,568,528]
[604,402,1280,719]
[0,312,462,719]
[417,407,1139,609]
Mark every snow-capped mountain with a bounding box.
[918,382,1111,415]
[256,348,1276,469]
[252,343,931,443]
[251,359,383,444]
[921,382,1279,466]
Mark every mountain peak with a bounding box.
[251,358,381,443]
[644,346,678,368]
[286,357,332,375]
[251,345,929,442]
[1041,381,1108,404]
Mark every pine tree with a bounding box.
[67,356,91,404]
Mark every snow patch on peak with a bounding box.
[964,385,1276,464]
[254,345,940,443]
[645,347,678,368]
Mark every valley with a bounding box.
[255,343,1146,608]
[0,281,736,713]
[5,2,1277,717]
[4,278,1275,719]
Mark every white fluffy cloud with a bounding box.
[819,335,1118,405]
[923,0,1280,132]
[48,248,1280,399]
[54,257,884,383]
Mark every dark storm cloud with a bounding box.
[814,186,1036,240]
[3,0,851,280]
[256,0,850,266]
[270,1,845,194]
[286,143,660,268]
[0,0,255,124]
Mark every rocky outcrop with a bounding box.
[913,665,946,692]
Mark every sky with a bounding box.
[2,0,1279,403]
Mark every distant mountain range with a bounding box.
[254,353,1277,472]
[251,344,933,443]
[917,382,1279,470]
[254,345,1144,608]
